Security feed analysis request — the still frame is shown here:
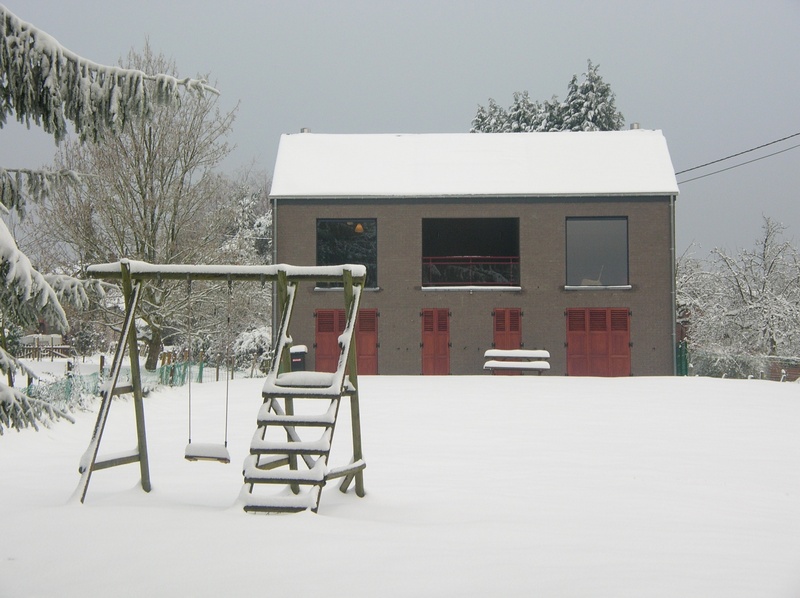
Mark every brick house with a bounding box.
[269,130,679,376]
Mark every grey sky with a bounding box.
[3,0,800,255]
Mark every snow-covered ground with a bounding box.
[2,366,800,597]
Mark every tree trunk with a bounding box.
[144,329,162,371]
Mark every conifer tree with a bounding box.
[471,60,624,133]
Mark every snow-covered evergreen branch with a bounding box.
[0,167,80,214]
[1,4,218,145]
[0,381,73,435]
[0,217,67,332]
[0,344,34,380]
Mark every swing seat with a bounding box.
[184,442,231,464]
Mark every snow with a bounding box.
[483,359,550,371]
[2,368,800,597]
[484,349,551,359]
[184,442,231,462]
[270,130,680,199]
[86,260,368,280]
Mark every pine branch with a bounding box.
[0,4,219,145]
[0,380,74,435]
[0,216,68,331]
[0,167,81,214]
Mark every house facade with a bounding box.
[270,130,679,376]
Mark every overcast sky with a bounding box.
[4,0,800,255]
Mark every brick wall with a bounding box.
[274,195,675,376]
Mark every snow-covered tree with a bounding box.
[559,61,625,132]
[470,98,509,133]
[471,60,624,133]
[195,167,273,366]
[678,217,800,377]
[0,4,215,433]
[36,43,236,371]
[219,167,272,264]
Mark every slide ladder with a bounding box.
[242,272,366,513]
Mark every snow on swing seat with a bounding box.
[184,443,231,463]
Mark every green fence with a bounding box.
[25,371,102,410]
[24,360,216,409]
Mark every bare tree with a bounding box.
[38,42,236,369]
[713,217,800,358]
[678,217,800,377]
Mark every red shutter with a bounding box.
[356,309,379,375]
[315,310,341,373]
[566,308,631,376]
[609,309,631,377]
[317,309,379,375]
[493,308,522,350]
[588,309,610,377]
[422,308,450,375]
[566,309,588,376]
[493,308,523,375]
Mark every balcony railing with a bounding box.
[422,256,520,287]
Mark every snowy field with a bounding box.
[2,364,800,597]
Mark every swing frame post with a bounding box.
[340,270,366,497]
[121,261,152,492]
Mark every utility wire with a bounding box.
[674,131,800,176]
[677,142,800,184]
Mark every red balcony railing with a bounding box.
[422,256,520,286]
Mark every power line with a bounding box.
[676,142,800,184]
[674,131,800,176]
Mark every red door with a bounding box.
[493,308,522,375]
[315,309,379,374]
[422,308,450,375]
[355,309,379,375]
[566,308,630,376]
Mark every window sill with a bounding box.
[314,286,381,292]
[421,286,522,292]
[564,285,632,291]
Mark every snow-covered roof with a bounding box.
[269,130,679,199]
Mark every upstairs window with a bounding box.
[316,219,378,288]
[422,218,520,287]
[566,217,628,287]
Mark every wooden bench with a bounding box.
[483,349,550,375]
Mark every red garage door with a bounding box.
[315,309,379,374]
[566,308,631,376]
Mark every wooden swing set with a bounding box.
[74,259,367,513]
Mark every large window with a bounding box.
[422,218,520,286]
[316,219,377,288]
[566,217,628,287]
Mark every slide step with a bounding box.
[243,491,319,514]
[243,455,326,485]
[249,428,332,455]
[256,402,337,427]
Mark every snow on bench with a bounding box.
[483,349,550,375]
